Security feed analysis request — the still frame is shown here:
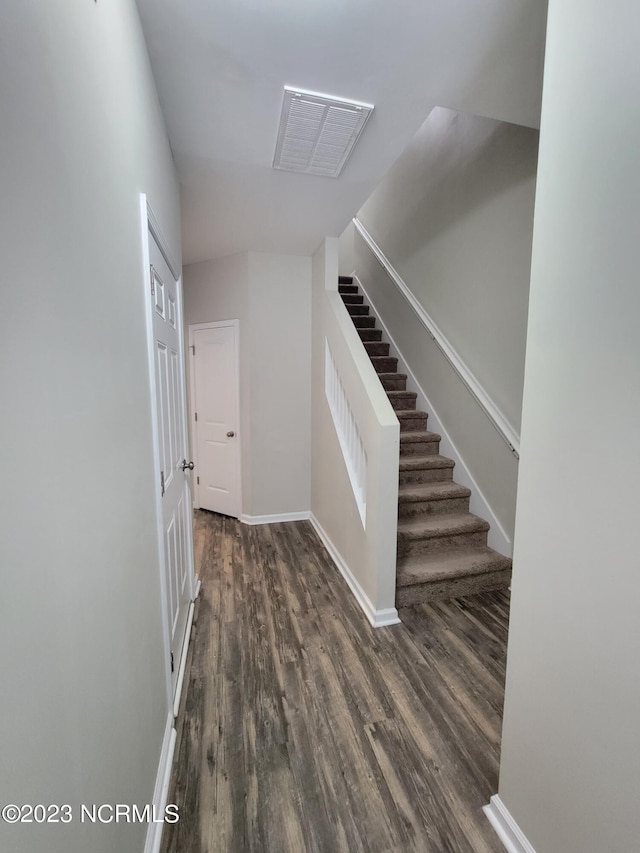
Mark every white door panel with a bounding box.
[149,236,193,696]
[191,323,240,518]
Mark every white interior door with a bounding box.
[190,322,240,518]
[148,235,193,696]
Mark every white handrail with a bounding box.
[352,217,520,458]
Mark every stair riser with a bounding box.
[342,294,364,305]
[348,305,370,316]
[364,342,390,357]
[380,376,407,391]
[399,467,454,485]
[396,568,511,606]
[389,395,417,412]
[397,529,488,558]
[398,496,470,519]
[358,329,383,342]
[400,440,440,457]
[352,316,376,328]
[338,285,358,294]
[399,415,428,433]
[371,357,398,373]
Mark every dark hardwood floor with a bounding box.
[161,510,508,853]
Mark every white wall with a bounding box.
[357,107,538,433]
[183,251,312,518]
[247,252,311,517]
[351,107,538,541]
[0,2,180,852]
[338,219,355,276]
[497,1,640,851]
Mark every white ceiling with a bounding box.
[135,0,547,265]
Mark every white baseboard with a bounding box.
[309,513,401,628]
[483,795,536,853]
[143,714,177,853]
[240,511,311,525]
[354,274,512,558]
[172,600,195,719]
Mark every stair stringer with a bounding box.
[353,274,512,558]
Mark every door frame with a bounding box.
[139,194,199,713]
[188,320,242,517]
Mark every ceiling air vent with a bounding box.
[273,87,374,178]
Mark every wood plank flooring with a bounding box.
[162,510,508,853]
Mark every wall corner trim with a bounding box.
[144,714,177,853]
[309,513,401,628]
[483,795,537,853]
[352,217,520,458]
[240,511,311,525]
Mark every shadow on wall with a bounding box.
[370,108,539,266]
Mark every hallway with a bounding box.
[162,511,508,853]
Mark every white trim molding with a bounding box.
[240,511,311,525]
[354,274,512,557]
[352,217,520,458]
[310,513,400,628]
[172,600,195,719]
[483,795,537,853]
[143,714,177,853]
[193,575,202,600]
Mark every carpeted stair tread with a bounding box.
[378,372,408,381]
[396,547,511,587]
[341,294,364,305]
[387,390,417,401]
[395,409,428,419]
[397,410,428,432]
[380,374,408,391]
[364,341,390,356]
[397,512,489,540]
[387,391,418,411]
[352,315,376,328]
[338,275,354,284]
[400,430,441,444]
[339,284,358,294]
[358,328,383,342]
[398,481,471,503]
[399,455,454,472]
[370,356,399,372]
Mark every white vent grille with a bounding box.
[273,87,374,178]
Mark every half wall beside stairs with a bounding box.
[310,238,400,627]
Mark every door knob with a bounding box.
[181,459,195,471]
[226,431,235,438]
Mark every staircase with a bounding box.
[339,276,512,606]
